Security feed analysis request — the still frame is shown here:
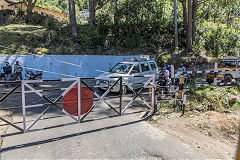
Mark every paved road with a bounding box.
[0,82,208,159]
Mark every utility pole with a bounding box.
[174,0,179,49]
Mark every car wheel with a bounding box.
[98,87,103,91]
[206,78,213,84]
[224,75,232,85]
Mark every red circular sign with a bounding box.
[62,86,93,116]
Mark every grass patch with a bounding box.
[183,111,194,117]
[148,118,158,123]
[208,131,212,136]
[157,100,175,114]
[0,24,46,34]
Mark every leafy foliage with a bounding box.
[196,22,240,57]
[1,0,239,56]
[187,85,240,112]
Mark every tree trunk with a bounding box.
[89,0,96,26]
[181,0,188,32]
[68,0,78,42]
[114,0,118,24]
[24,0,37,23]
[192,0,197,43]
[26,4,34,23]
[174,0,179,49]
[187,0,193,53]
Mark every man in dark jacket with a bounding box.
[3,62,12,81]
[14,61,23,80]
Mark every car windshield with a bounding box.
[109,63,133,74]
[218,61,237,68]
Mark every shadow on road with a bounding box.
[1,114,152,153]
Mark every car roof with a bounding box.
[122,58,156,63]
[222,56,240,61]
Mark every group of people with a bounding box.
[158,64,172,87]
[1,61,23,81]
[158,62,194,86]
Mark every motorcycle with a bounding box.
[0,71,5,81]
[0,69,16,87]
[156,70,171,94]
[157,71,167,86]
[25,68,43,80]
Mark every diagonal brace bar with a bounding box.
[0,116,23,132]
[81,79,120,114]
[122,77,154,113]
[80,78,120,121]
[0,83,21,102]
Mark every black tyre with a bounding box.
[206,78,213,84]
[223,75,232,85]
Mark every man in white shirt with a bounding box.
[178,63,186,72]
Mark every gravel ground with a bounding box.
[151,111,239,159]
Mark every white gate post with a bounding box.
[77,78,81,123]
[21,80,27,133]
[214,62,218,86]
[151,75,155,110]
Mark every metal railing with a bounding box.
[0,75,156,134]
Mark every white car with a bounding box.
[96,58,158,94]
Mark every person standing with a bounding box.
[164,66,171,92]
[166,64,171,73]
[14,61,23,80]
[178,63,186,72]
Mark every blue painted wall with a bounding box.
[0,55,149,79]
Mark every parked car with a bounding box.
[206,56,240,84]
[96,58,158,95]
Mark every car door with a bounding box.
[139,62,151,85]
[230,61,238,79]
[149,61,158,74]
[128,63,142,89]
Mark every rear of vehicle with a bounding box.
[206,57,240,84]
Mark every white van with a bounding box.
[96,58,158,94]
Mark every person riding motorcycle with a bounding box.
[3,62,12,87]
[3,62,12,81]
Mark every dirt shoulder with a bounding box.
[0,110,12,148]
[149,111,240,159]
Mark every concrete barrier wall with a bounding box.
[0,55,150,79]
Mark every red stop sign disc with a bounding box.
[62,86,93,116]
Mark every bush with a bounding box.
[77,24,106,49]
[42,18,62,31]
[122,34,143,49]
